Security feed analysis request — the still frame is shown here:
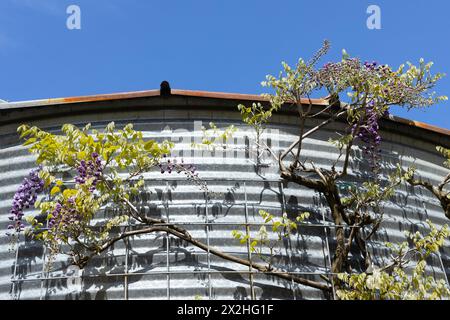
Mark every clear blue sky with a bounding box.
[0,0,449,129]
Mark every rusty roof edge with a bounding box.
[0,88,328,110]
[0,89,161,109]
[0,88,448,137]
[171,89,329,105]
[385,114,450,137]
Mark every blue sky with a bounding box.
[0,0,449,129]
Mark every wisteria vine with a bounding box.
[158,156,209,193]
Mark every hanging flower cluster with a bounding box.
[48,197,79,229]
[75,152,104,192]
[159,156,208,193]
[158,156,197,175]
[8,167,44,234]
[47,153,104,229]
[352,100,383,172]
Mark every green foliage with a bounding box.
[18,122,172,170]
[399,58,448,108]
[261,40,330,111]
[236,41,446,166]
[191,122,236,150]
[437,146,450,169]
[238,41,446,136]
[337,221,450,300]
[232,210,309,265]
[18,122,176,268]
[233,41,448,299]
[328,134,354,151]
[237,103,272,134]
[321,55,447,114]
[340,164,415,219]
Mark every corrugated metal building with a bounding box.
[0,88,449,300]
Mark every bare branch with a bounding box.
[91,224,331,292]
[279,109,347,162]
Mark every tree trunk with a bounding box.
[324,185,348,295]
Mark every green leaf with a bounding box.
[144,140,156,151]
[23,137,37,146]
[63,189,77,199]
[50,186,60,196]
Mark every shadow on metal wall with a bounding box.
[8,140,449,300]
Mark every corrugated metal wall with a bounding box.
[0,105,449,300]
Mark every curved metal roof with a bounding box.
[0,88,448,137]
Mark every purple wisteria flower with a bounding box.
[159,157,197,176]
[158,157,208,193]
[8,167,44,234]
[363,61,378,70]
[353,101,383,172]
[75,152,104,192]
[48,197,78,229]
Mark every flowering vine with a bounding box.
[159,156,209,193]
